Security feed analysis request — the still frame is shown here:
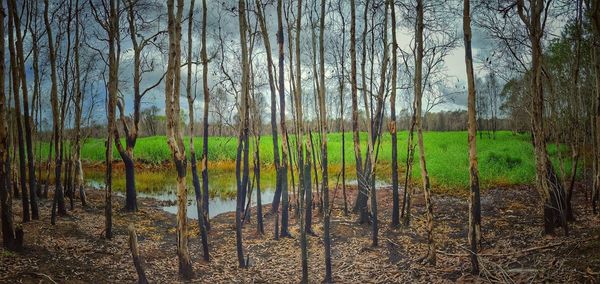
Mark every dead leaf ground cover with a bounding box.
[1,184,599,283]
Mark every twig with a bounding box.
[24,272,57,284]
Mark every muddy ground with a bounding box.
[0,184,599,283]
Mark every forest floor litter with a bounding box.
[1,184,599,283]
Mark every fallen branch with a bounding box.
[128,224,149,284]
[23,272,57,284]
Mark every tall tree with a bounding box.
[293,0,309,282]
[235,0,252,268]
[254,0,276,236]
[0,0,16,249]
[351,0,365,224]
[200,0,210,226]
[254,0,282,219]
[44,0,66,221]
[463,0,481,274]
[117,0,165,212]
[589,0,600,214]
[7,0,30,223]
[318,0,332,281]
[57,0,74,220]
[414,0,436,264]
[389,0,400,227]
[11,0,39,220]
[165,0,193,278]
[515,0,568,233]
[186,0,209,262]
[276,0,291,238]
[73,0,87,207]
[103,0,120,239]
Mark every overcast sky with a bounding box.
[79,0,498,126]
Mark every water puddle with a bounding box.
[84,167,277,219]
[84,167,390,219]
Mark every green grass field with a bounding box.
[37,131,577,191]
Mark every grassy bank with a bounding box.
[37,131,577,191]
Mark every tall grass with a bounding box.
[37,131,578,191]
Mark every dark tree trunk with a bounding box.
[192,0,210,261]
[124,156,137,211]
[277,0,290,238]
[201,0,210,228]
[255,148,263,235]
[0,1,15,247]
[353,0,368,225]
[318,0,332,278]
[10,0,38,220]
[390,0,400,227]
[255,0,281,216]
[7,0,29,223]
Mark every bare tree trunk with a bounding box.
[516,0,568,234]
[57,0,74,218]
[11,0,38,220]
[350,0,365,224]
[44,0,65,224]
[200,0,210,228]
[390,0,400,227]
[293,0,309,281]
[7,0,30,223]
[0,0,16,248]
[276,0,291,238]
[334,1,348,216]
[186,0,209,262]
[236,0,251,268]
[29,3,43,199]
[463,0,481,274]
[102,0,120,239]
[414,0,435,264]
[255,0,281,218]
[589,0,600,214]
[165,0,194,278]
[318,0,332,280]
[365,0,389,247]
[73,0,86,208]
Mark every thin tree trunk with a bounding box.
[7,0,29,223]
[414,0,436,264]
[73,0,86,208]
[236,0,251,268]
[166,0,194,278]
[44,0,64,222]
[463,0,481,274]
[294,0,309,281]
[103,0,120,239]
[351,0,365,225]
[390,0,400,227]
[200,0,210,228]
[318,0,332,279]
[255,0,281,217]
[187,0,210,261]
[11,0,38,220]
[589,0,600,214]
[277,0,290,238]
[0,0,16,248]
[57,0,74,217]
